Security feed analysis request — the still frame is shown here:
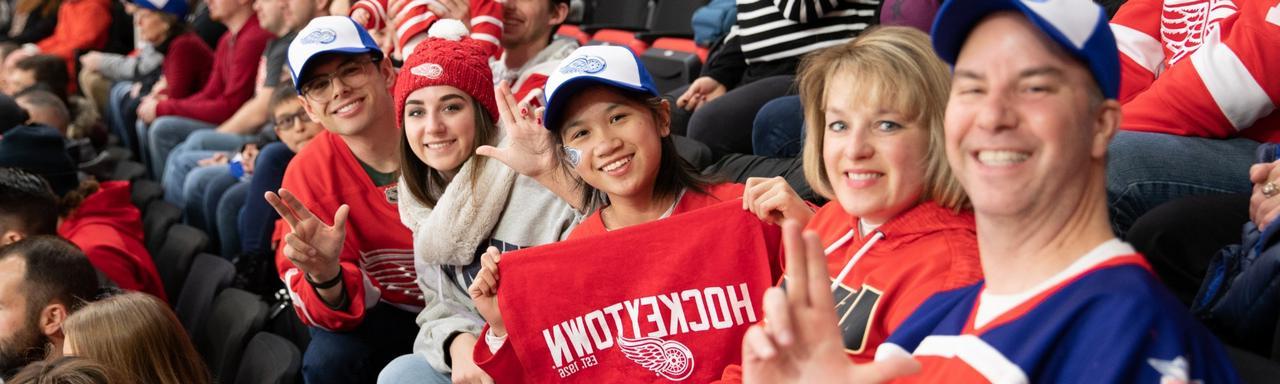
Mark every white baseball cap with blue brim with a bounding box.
[930,0,1119,99]
[542,45,660,131]
[129,0,188,18]
[287,16,384,95]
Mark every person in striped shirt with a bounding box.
[348,0,503,61]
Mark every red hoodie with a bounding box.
[58,181,167,302]
[715,201,982,382]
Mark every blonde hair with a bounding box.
[63,293,211,384]
[798,26,967,210]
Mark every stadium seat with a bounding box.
[199,288,268,384]
[234,332,301,384]
[155,224,209,301]
[587,29,650,55]
[640,38,704,94]
[175,253,235,338]
[267,300,312,352]
[556,24,591,45]
[635,0,707,42]
[579,0,650,34]
[131,179,162,213]
[1227,346,1280,384]
[143,200,182,256]
[110,160,147,182]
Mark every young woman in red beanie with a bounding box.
[377,20,580,384]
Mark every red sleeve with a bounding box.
[162,36,215,100]
[350,0,388,30]
[473,325,528,384]
[395,4,438,56]
[1108,0,1163,103]
[273,150,373,331]
[1121,1,1280,138]
[35,0,110,59]
[513,73,547,108]
[157,26,272,124]
[712,364,744,384]
[468,0,504,59]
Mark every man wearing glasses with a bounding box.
[267,16,420,384]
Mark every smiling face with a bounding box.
[821,73,929,224]
[298,54,395,138]
[501,0,566,47]
[402,85,479,174]
[558,86,668,203]
[945,12,1113,219]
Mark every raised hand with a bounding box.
[264,189,348,283]
[742,221,920,384]
[468,246,506,337]
[744,176,813,225]
[427,0,471,25]
[477,81,561,179]
[676,76,726,112]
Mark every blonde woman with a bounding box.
[726,26,982,381]
[62,293,211,384]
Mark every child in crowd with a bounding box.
[63,292,211,384]
[717,26,982,382]
[373,20,578,384]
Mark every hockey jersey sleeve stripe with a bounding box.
[913,334,1028,384]
[471,32,500,47]
[1190,27,1276,131]
[471,15,502,29]
[1111,24,1164,76]
[284,268,331,331]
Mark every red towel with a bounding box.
[493,200,781,383]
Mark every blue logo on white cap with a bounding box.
[301,28,338,45]
[560,55,607,75]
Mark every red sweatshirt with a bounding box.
[156,15,273,124]
[35,0,110,62]
[275,130,421,331]
[161,32,215,100]
[58,181,167,302]
[715,201,982,382]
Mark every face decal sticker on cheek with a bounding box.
[564,146,582,168]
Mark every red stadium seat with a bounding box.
[588,29,650,56]
[556,24,590,45]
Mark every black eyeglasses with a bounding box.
[275,109,312,133]
[300,57,376,102]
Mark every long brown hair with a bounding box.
[398,98,498,208]
[63,293,212,384]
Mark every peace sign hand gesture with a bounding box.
[265,189,349,283]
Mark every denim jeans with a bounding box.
[240,142,295,253]
[751,95,805,157]
[377,354,452,384]
[162,130,254,206]
[105,81,139,155]
[1106,131,1259,237]
[184,166,240,253]
[164,150,220,207]
[687,75,796,157]
[303,303,418,384]
[145,116,218,177]
[217,181,249,258]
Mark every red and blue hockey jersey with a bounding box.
[878,240,1240,383]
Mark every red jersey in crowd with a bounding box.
[567,183,748,240]
[156,14,273,124]
[348,0,503,59]
[715,201,982,382]
[1111,0,1280,141]
[275,130,420,331]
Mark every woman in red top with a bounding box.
[727,26,983,382]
